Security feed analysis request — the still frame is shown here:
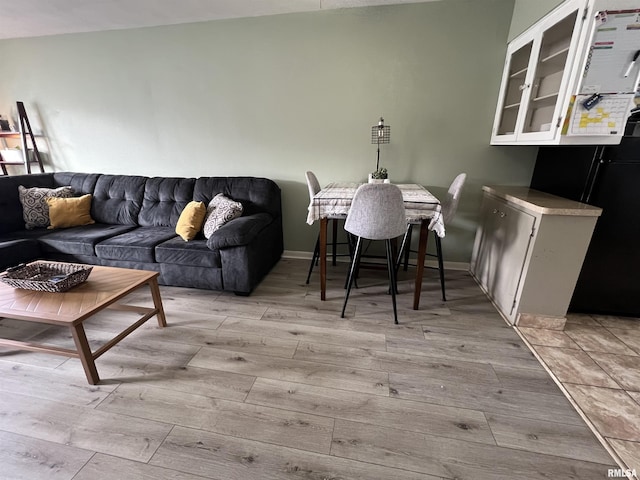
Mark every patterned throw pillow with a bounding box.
[203,193,243,239]
[18,185,74,229]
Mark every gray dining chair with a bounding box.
[402,172,466,301]
[305,171,350,284]
[341,183,407,324]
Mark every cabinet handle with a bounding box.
[518,83,529,91]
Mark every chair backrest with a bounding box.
[305,171,321,204]
[442,173,467,225]
[344,183,407,240]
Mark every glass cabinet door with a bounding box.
[496,41,533,137]
[491,0,586,144]
[520,8,579,138]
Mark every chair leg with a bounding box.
[396,225,410,273]
[344,233,359,290]
[435,232,446,301]
[346,233,354,262]
[306,236,320,285]
[341,237,362,318]
[402,224,413,271]
[386,233,405,295]
[386,239,399,325]
[332,219,338,266]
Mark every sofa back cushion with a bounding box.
[52,172,100,195]
[138,177,196,227]
[91,174,147,225]
[194,177,281,218]
[0,173,54,234]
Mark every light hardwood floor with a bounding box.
[0,258,620,479]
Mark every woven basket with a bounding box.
[0,262,93,293]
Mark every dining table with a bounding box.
[306,182,444,310]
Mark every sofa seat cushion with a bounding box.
[95,227,178,263]
[0,239,41,270]
[38,224,136,256]
[155,237,221,268]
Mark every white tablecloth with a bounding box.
[306,182,445,238]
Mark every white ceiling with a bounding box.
[0,0,441,40]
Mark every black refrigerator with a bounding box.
[530,127,640,317]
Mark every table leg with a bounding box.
[148,277,167,327]
[320,217,328,301]
[413,220,429,310]
[70,323,99,385]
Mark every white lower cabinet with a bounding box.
[471,194,535,320]
[470,186,602,328]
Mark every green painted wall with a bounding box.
[508,0,564,40]
[0,0,537,263]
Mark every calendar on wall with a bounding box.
[566,93,635,135]
[564,9,640,137]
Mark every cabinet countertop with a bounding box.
[483,186,603,217]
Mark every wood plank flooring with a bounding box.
[0,258,619,479]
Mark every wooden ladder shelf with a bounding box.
[0,101,45,175]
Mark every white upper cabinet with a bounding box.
[491,0,640,145]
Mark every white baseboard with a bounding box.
[282,250,469,271]
[283,250,315,260]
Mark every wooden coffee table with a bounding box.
[0,264,166,384]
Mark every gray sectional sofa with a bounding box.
[0,172,283,294]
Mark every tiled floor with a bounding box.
[516,314,640,478]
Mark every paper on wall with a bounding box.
[581,9,640,94]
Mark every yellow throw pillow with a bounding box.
[46,194,95,229]
[176,201,206,241]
